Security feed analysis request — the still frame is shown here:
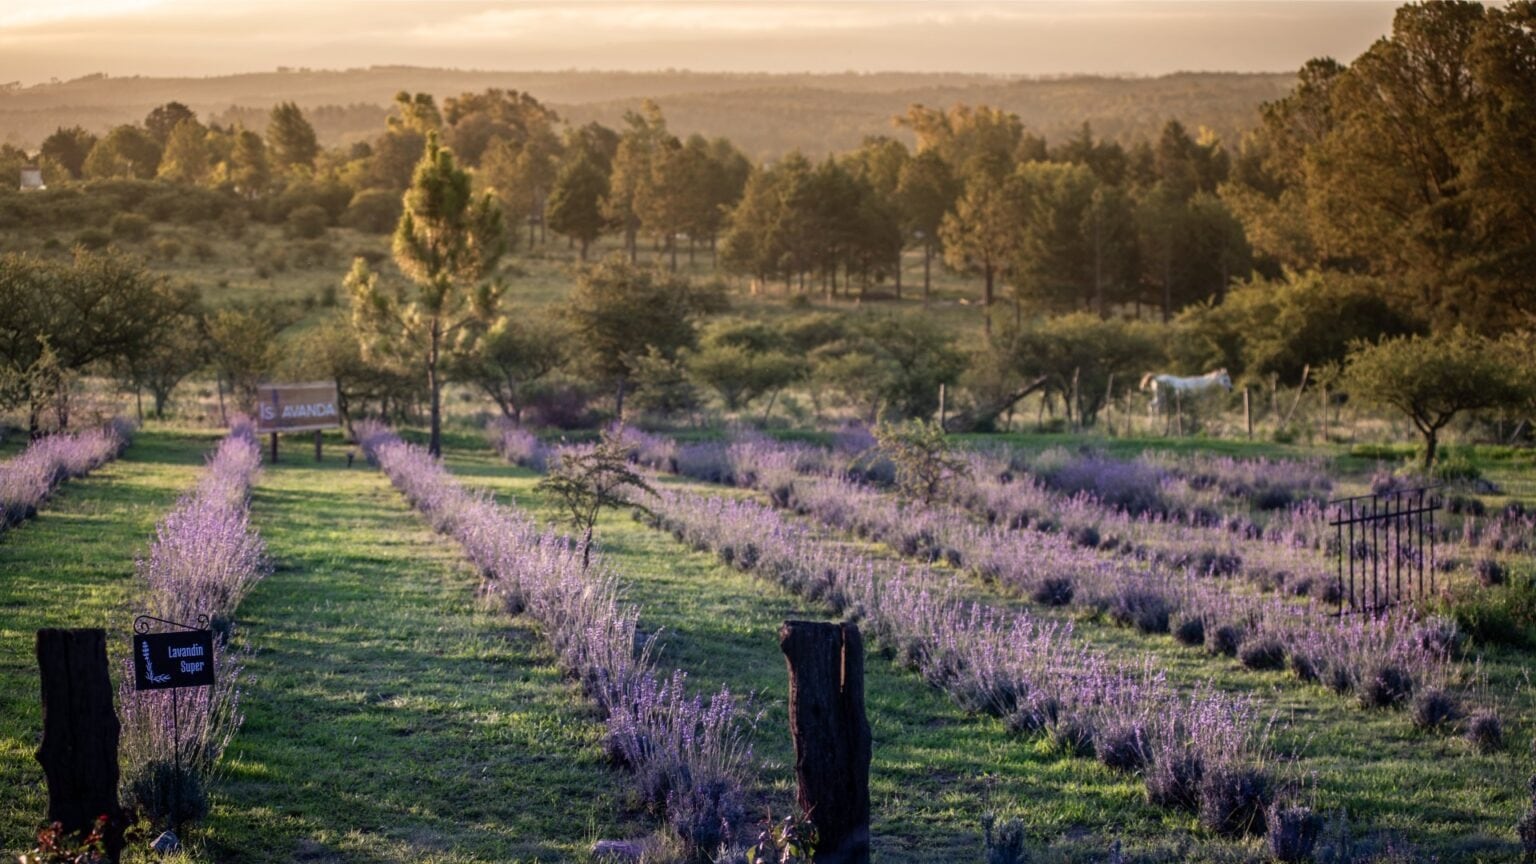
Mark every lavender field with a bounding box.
[0,420,1528,863]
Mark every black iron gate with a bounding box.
[1328,486,1441,614]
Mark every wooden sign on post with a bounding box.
[255,382,340,462]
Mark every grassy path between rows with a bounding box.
[204,445,647,863]
[441,446,1224,862]
[0,429,215,858]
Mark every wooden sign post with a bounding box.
[780,620,871,864]
[255,381,341,463]
[35,628,126,862]
[132,615,217,839]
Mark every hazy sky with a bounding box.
[0,1,1402,85]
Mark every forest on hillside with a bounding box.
[0,68,1293,158]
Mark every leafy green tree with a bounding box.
[537,428,655,569]
[721,160,796,290]
[0,250,194,431]
[117,309,206,420]
[1175,271,1418,386]
[447,311,566,423]
[441,88,560,167]
[205,307,278,409]
[350,133,507,456]
[365,129,425,191]
[1006,313,1163,426]
[388,91,442,135]
[896,149,958,304]
[896,103,1024,181]
[1136,186,1248,320]
[812,314,966,420]
[684,320,805,414]
[546,143,611,260]
[1220,58,1345,272]
[157,119,210,184]
[873,419,970,505]
[562,257,722,417]
[1267,2,1536,330]
[39,126,97,179]
[629,347,702,420]
[700,137,751,263]
[1344,327,1530,469]
[267,101,319,170]
[83,125,161,180]
[940,172,1019,335]
[144,102,196,144]
[480,122,561,248]
[604,101,669,262]
[219,127,270,198]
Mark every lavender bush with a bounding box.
[118,418,266,829]
[0,418,134,528]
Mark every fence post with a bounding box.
[35,629,126,862]
[780,620,871,864]
[314,429,323,462]
[1243,387,1252,440]
[270,432,279,463]
[938,384,946,432]
[1321,384,1329,443]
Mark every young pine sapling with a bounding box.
[872,419,970,507]
[537,428,655,569]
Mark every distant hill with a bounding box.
[0,67,1295,158]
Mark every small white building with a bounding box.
[18,165,44,192]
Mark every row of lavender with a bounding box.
[357,421,757,857]
[0,419,136,529]
[117,419,268,828]
[993,444,1531,584]
[594,429,1470,729]
[490,423,1279,837]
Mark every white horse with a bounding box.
[1140,369,1232,414]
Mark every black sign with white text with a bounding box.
[132,630,216,691]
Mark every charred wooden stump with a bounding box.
[34,628,125,862]
[779,620,871,864]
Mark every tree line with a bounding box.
[1,0,1533,462]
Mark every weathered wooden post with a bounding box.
[779,621,871,864]
[35,629,126,862]
[1320,383,1329,443]
[1244,387,1252,440]
[314,429,323,462]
